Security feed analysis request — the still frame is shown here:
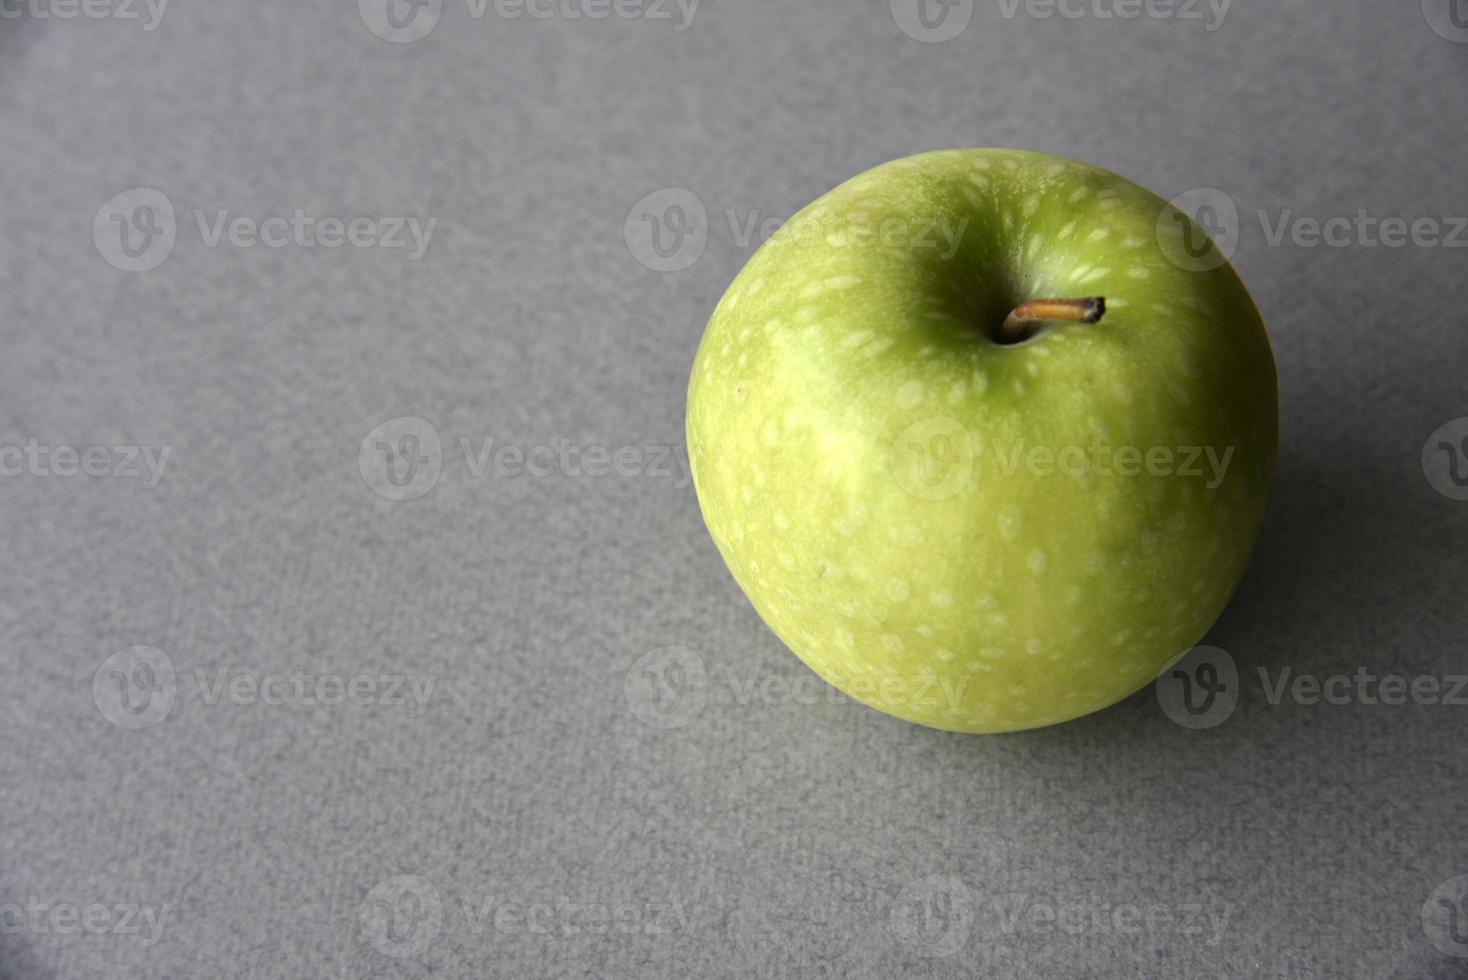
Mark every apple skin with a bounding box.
[686,149,1277,734]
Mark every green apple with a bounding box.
[686,148,1277,734]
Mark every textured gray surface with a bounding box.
[1,1,1467,977]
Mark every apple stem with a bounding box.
[1000,297,1106,343]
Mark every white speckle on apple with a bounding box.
[972,370,989,395]
[840,330,873,350]
[835,629,854,650]
[1059,221,1077,238]
[1088,228,1109,242]
[1128,267,1151,279]
[886,579,911,601]
[1023,195,1040,218]
[998,504,1021,542]
[1028,549,1048,575]
[937,648,956,662]
[897,380,925,408]
[946,381,966,405]
[1069,187,1089,203]
[1080,267,1110,283]
[978,592,999,610]
[1026,637,1044,655]
[931,591,954,607]
[1124,236,1148,248]
[816,275,865,298]
[882,634,905,654]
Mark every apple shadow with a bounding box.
[0,16,40,83]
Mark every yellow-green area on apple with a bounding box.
[686,149,1277,734]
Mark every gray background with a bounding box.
[2,0,1466,976]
